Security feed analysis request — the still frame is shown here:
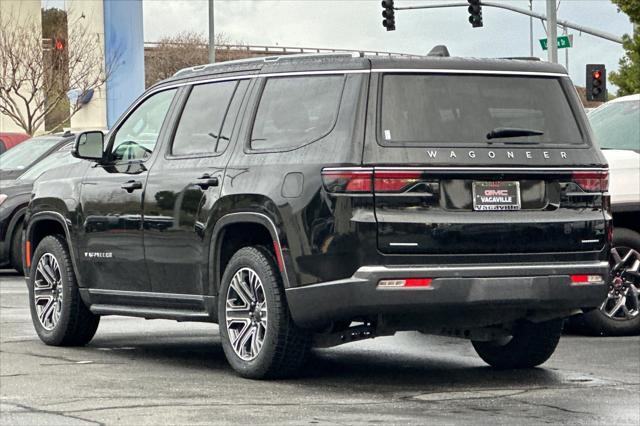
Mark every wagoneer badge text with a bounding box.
[426,150,568,160]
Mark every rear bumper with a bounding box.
[286,261,609,328]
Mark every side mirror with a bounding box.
[72,131,104,161]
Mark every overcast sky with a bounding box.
[140,0,632,89]
[42,1,631,91]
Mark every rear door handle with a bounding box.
[121,180,143,193]
[192,174,219,190]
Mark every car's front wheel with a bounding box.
[218,246,310,379]
[27,235,100,346]
[472,319,563,369]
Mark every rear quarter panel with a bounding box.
[220,73,369,288]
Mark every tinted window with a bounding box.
[380,74,583,145]
[112,89,176,162]
[589,100,640,151]
[216,80,249,154]
[171,81,238,156]
[251,76,344,150]
[0,137,61,171]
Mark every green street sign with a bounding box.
[540,35,573,50]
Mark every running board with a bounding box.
[89,304,213,322]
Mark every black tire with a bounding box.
[10,220,24,275]
[27,235,100,346]
[579,228,640,336]
[218,246,311,379]
[472,319,563,369]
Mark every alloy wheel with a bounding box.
[225,267,268,361]
[33,253,63,330]
[601,247,640,321]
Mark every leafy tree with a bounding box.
[610,0,640,95]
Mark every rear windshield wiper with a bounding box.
[486,127,544,140]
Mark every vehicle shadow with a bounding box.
[88,331,566,391]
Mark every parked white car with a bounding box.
[579,94,640,335]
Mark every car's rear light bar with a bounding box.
[321,168,425,194]
[378,278,433,288]
[572,171,608,192]
[374,170,422,193]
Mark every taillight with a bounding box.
[321,169,372,193]
[322,168,429,194]
[374,171,422,193]
[572,171,608,192]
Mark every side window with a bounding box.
[111,89,176,162]
[216,80,249,154]
[171,80,239,156]
[250,75,344,151]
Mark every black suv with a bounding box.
[23,54,610,379]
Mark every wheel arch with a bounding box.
[25,211,77,277]
[209,212,291,297]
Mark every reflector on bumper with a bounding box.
[378,278,433,288]
[570,274,604,284]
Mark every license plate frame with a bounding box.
[472,181,521,211]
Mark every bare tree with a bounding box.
[0,9,118,135]
[145,32,249,87]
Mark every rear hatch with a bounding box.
[364,69,608,256]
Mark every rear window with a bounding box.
[250,75,344,151]
[380,74,583,146]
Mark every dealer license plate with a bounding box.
[472,181,521,211]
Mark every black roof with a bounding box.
[154,53,568,89]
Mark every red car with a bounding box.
[0,132,30,154]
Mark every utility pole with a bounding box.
[529,0,533,57]
[208,0,215,64]
[546,0,558,63]
[563,26,569,70]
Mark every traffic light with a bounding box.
[382,0,395,31]
[586,64,607,102]
[54,38,65,51]
[467,0,483,28]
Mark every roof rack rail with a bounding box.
[498,56,541,61]
[173,52,364,77]
[427,45,450,57]
[173,56,267,77]
[263,51,361,62]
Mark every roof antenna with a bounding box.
[427,45,450,57]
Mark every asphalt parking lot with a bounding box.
[1,270,638,425]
